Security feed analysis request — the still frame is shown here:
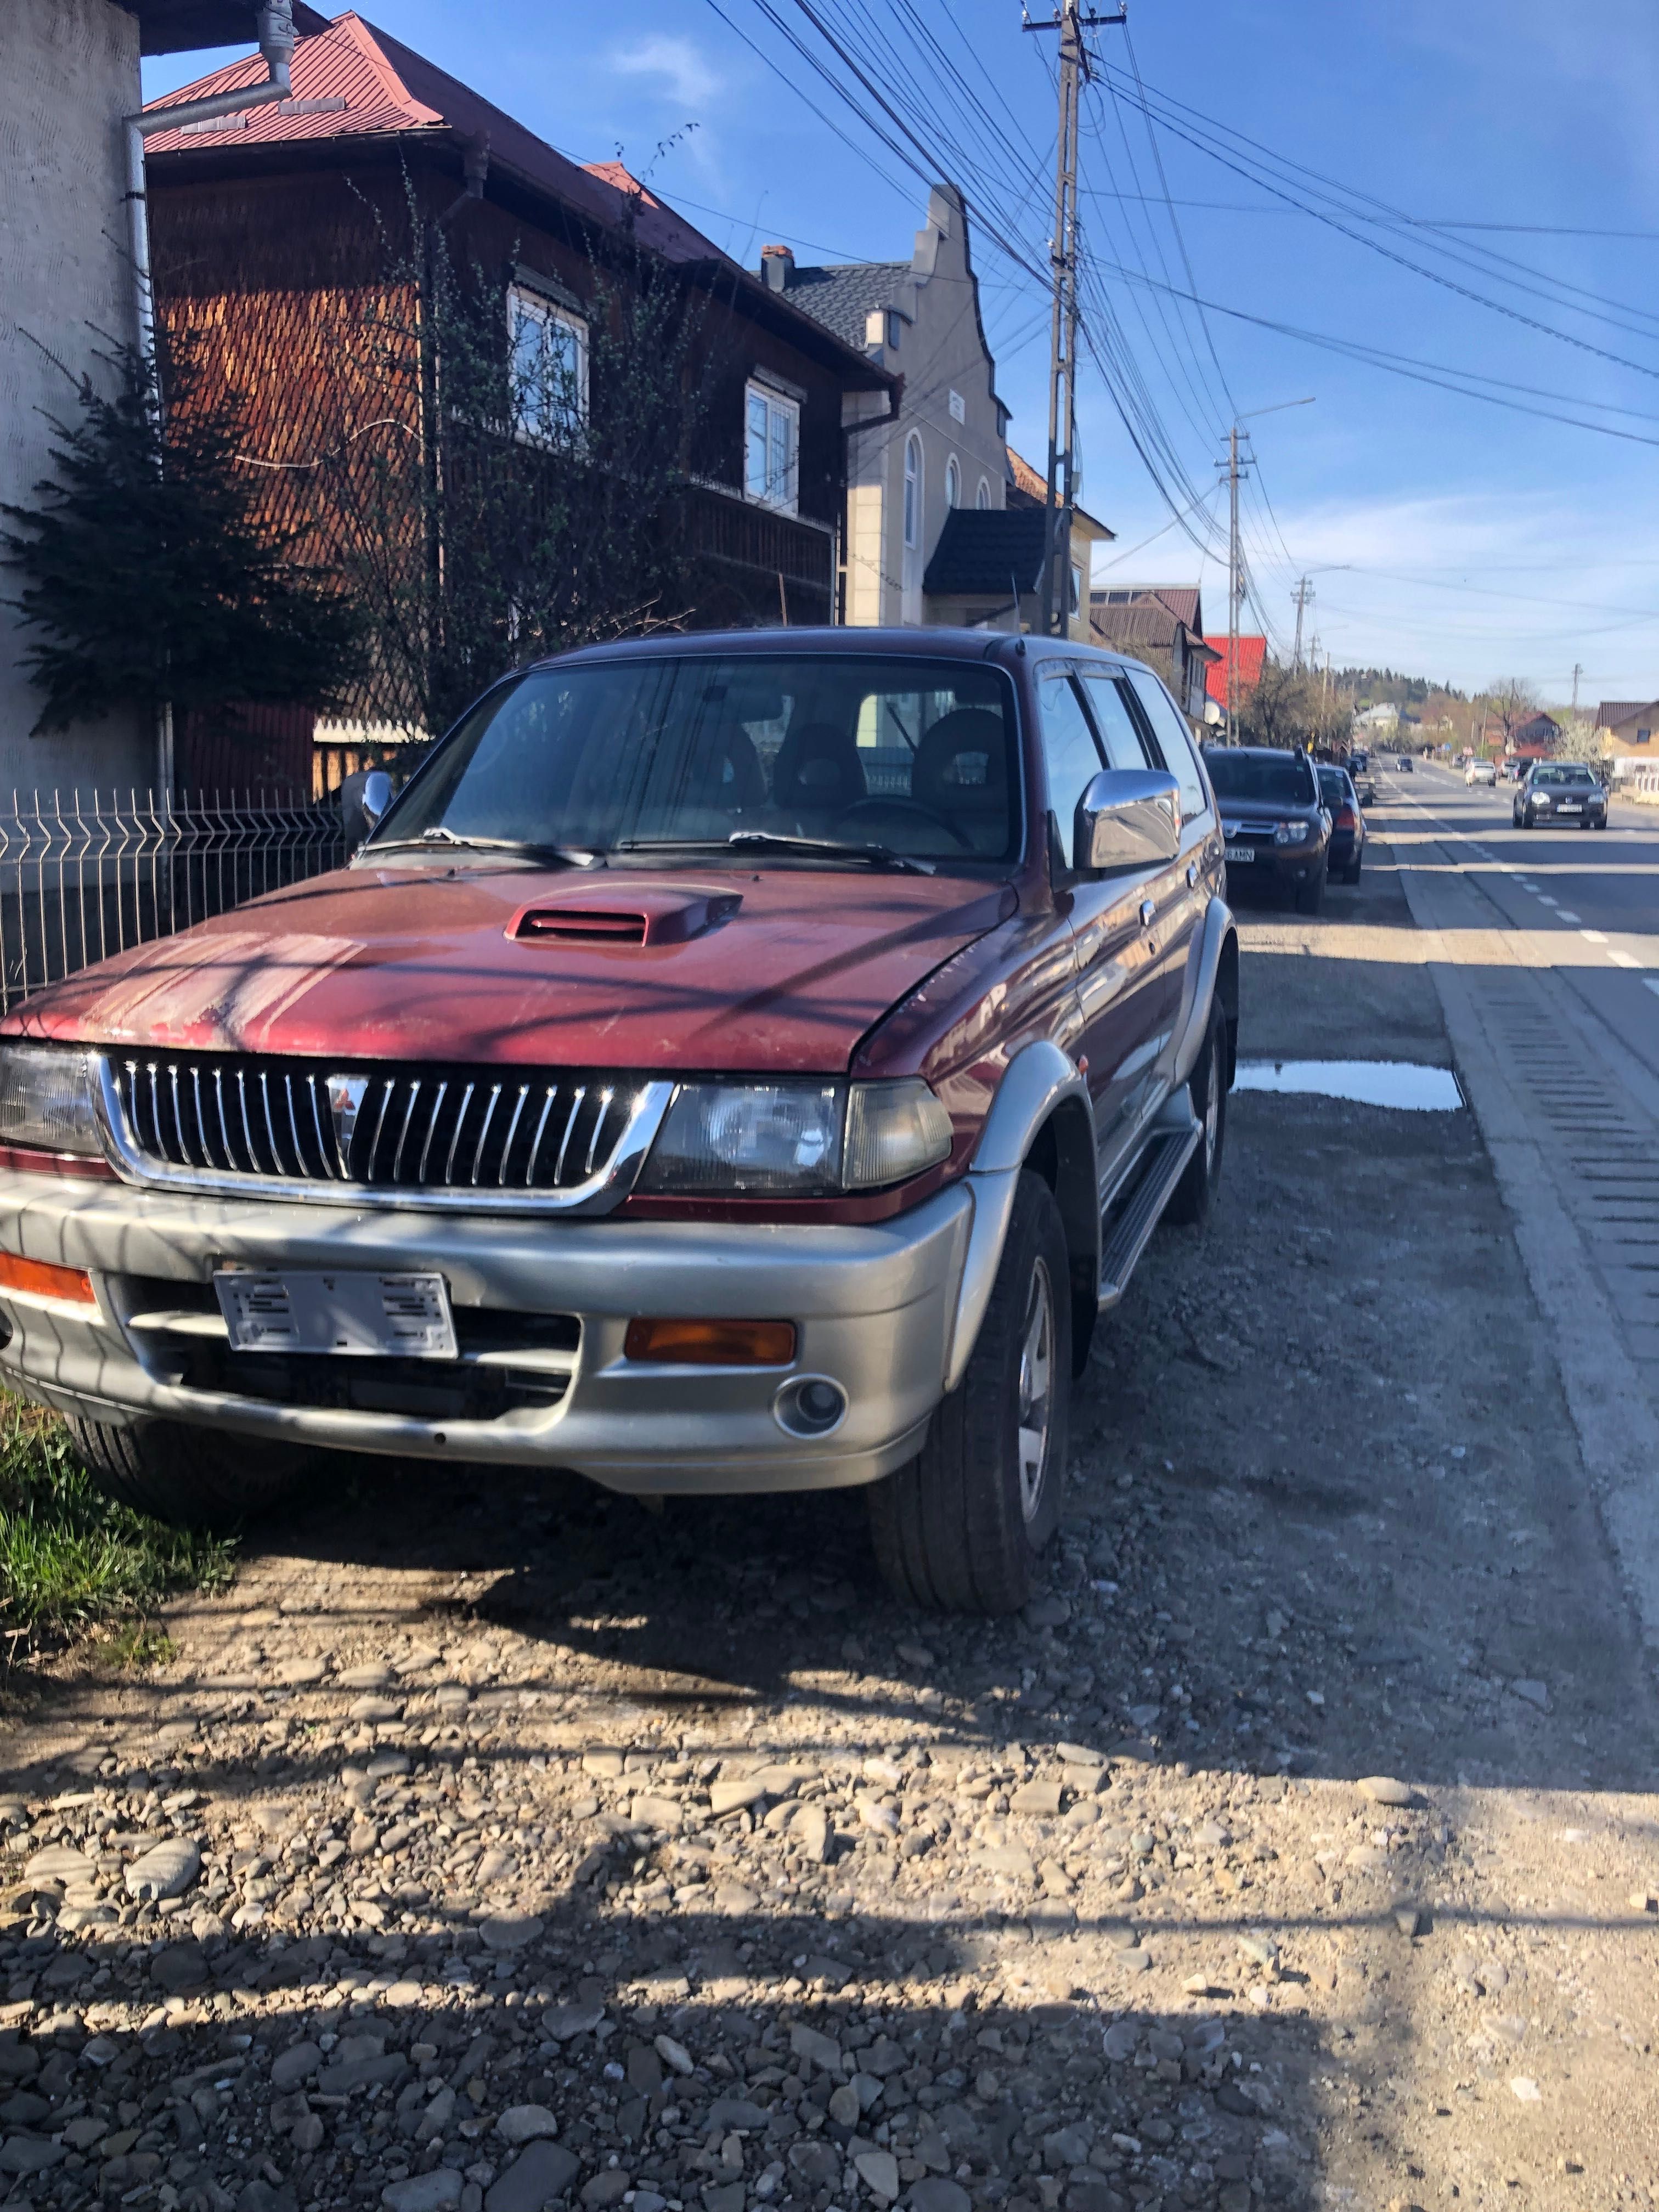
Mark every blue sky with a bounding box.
[146,0,1659,704]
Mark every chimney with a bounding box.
[760,244,795,292]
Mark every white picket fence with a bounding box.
[0,791,345,1015]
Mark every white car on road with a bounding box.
[1465,759,1497,787]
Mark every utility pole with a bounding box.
[1215,399,1313,741]
[1224,425,1245,743]
[1024,1,1124,637]
[1571,662,1583,716]
[1291,575,1314,668]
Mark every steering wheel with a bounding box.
[833,795,974,851]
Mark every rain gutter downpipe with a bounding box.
[122,2,295,798]
[123,1,297,371]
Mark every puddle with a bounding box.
[1234,1058,1465,1110]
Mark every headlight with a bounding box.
[0,1045,101,1156]
[640,1077,953,1196]
[1274,821,1312,845]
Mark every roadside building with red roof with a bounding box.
[1205,634,1267,712]
[142,11,895,783]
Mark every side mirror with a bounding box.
[361,769,394,830]
[1073,767,1181,872]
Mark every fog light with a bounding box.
[774,1374,848,1440]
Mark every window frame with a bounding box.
[975,476,991,511]
[744,380,801,515]
[507,283,589,445]
[944,454,961,510]
[903,433,923,551]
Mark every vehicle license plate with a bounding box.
[215,1269,458,1357]
[1227,845,1255,864]
[1558,803,1580,812]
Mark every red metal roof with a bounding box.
[1204,634,1266,705]
[143,12,443,149]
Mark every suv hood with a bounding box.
[5,863,1015,1075]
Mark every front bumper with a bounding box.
[1222,840,1327,890]
[0,1171,975,1495]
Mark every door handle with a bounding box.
[1139,898,1156,928]
[1186,859,1199,887]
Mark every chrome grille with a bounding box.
[107,1053,648,1196]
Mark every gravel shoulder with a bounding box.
[1,823,1656,2212]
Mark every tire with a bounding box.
[1595,817,1607,831]
[66,1414,312,1531]
[869,1169,1069,1614]
[1346,852,1363,884]
[1295,861,1327,915]
[1165,1002,1228,1229]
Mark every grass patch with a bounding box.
[0,1400,234,1655]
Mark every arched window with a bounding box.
[976,475,992,511]
[903,435,922,549]
[945,454,961,509]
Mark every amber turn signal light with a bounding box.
[0,1251,96,1306]
[623,1317,796,1365]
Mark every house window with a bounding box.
[887,311,902,351]
[904,434,922,550]
[945,455,961,509]
[1638,728,1652,744]
[509,285,588,442]
[1071,562,1083,615]
[976,476,991,510]
[745,382,799,513]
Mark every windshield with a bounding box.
[370,656,1022,868]
[1201,750,1317,805]
[1532,765,1593,786]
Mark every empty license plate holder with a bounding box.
[215,1269,458,1357]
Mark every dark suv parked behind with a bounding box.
[1203,744,1332,911]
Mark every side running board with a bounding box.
[1097,1125,1200,1311]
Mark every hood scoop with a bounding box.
[510,885,742,949]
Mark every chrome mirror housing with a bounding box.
[1073,767,1181,871]
[360,769,394,831]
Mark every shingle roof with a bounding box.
[1204,635,1267,704]
[1595,698,1659,728]
[1093,584,1203,633]
[923,508,1049,598]
[780,263,910,352]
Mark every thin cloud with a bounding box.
[609,34,723,112]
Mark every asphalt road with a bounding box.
[1376,758,1659,1088]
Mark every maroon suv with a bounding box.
[0,629,1237,1613]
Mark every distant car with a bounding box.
[1203,744,1333,913]
[1350,747,1370,773]
[1396,755,1414,773]
[1349,761,1377,805]
[1501,759,1526,782]
[1465,759,1497,787]
[1317,764,1366,883]
[1514,761,1607,831]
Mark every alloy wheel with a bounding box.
[1015,1257,1055,1524]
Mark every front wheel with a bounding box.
[1295,861,1327,915]
[67,1415,313,1531]
[1165,1002,1228,1228]
[869,1169,1069,1613]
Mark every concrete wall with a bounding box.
[0,0,153,795]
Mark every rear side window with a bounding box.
[1123,668,1209,822]
[1037,672,1105,825]
[1077,673,1156,771]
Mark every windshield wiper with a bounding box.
[615,831,934,875]
[368,828,606,867]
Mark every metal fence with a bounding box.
[0,790,346,1015]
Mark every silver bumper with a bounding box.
[0,1172,974,1495]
